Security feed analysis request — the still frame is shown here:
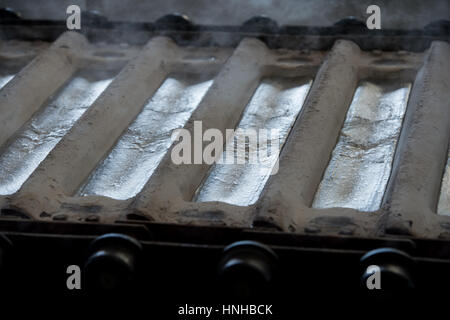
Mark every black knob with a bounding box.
[218,241,277,299]
[0,8,21,21]
[360,247,415,290]
[84,233,142,291]
[242,16,279,33]
[334,17,366,33]
[154,13,194,31]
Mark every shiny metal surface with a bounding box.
[195,77,311,206]
[0,75,14,89]
[0,73,113,195]
[438,149,450,215]
[79,75,213,200]
[312,81,411,212]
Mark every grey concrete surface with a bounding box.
[0,0,448,28]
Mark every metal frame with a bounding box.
[1,10,450,298]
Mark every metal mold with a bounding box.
[0,22,447,241]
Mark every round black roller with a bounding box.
[360,247,415,290]
[84,233,142,291]
[218,240,278,299]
